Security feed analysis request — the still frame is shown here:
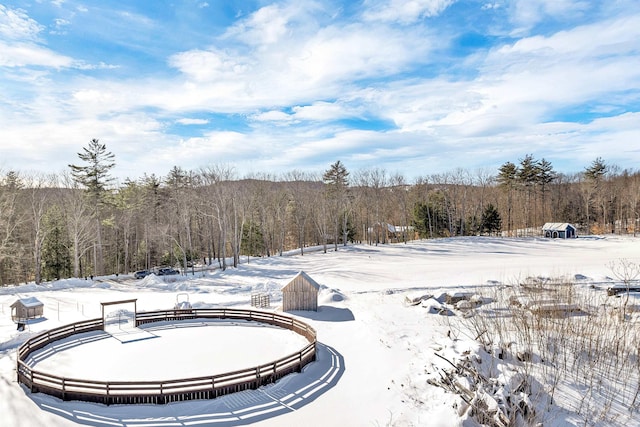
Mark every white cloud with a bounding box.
[73,61,119,70]
[165,10,435,112]
[251,110,294,122]
[497,14,640,58]
[292,102,353,121]
[225,4,292,45]
[353,13,640,143]
[176,118,210,125]
[50,18,70,35]
[117,10,154,28]
[482,2,501,10]
[72,88,118,104]
[168,49,248,82]
[363,0,455,23]
[252,102,362,124]
[0,40,73,67]
[289,23,432,84]
[509,0,591,32]
[478,14,640,114]
[2,1,638,180]
[0,5,43,40]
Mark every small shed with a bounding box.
[11,297,44,323]
[282,271,320,312]
[367,223,415,243]
[542,223,577,239]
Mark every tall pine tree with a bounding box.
[323,160,350,250]
[68,139,115,276]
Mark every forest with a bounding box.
[1,139,639,286]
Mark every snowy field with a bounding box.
[1,235,639,427]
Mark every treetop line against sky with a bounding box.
[1,0,639,182]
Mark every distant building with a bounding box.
[10,297,44,323]
[282,271,320,312]
[367,222,415,243]
[542,223,577,239]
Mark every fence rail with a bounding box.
[17,308,316,405]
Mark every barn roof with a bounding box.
[283,271,320,291]
[542,222,576,231]
[11,297,43,308]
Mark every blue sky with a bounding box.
[1,0,639,182]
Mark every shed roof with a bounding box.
[11,297,43,308]
[283,271,320,292]
[542,222,576,231]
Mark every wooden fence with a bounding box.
[17,308,316,405]
[250,293,270,309]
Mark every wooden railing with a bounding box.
[17,308,316,405]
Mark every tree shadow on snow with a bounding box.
[29,342,345,427]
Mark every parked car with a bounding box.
[607,284,640,296]
[157,267,180,276]
[133,270,151,279]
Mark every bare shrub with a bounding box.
[455,273,640,426]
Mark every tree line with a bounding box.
[1,139,639,286]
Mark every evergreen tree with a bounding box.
[68,139,116,275]
[584,157,607,182]
[69,139,115,203]
[241,220,265,257]
[518,154,538,230]
[583,157,609,230]
[481,203,502,235]
[42,206,72,280]
[412,191,450,238]
[535,158,556,221]
[3,170,23,190]
[323,160,350,249]
[497,162,517,235]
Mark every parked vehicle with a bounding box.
[133,270,151,279]
[157,267,180,276]
[607,284,640,296]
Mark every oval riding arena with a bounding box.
[16,308,317,405]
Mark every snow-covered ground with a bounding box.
[1,235,639,427]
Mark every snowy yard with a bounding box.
[1,235,639,426]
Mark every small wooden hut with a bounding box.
[542,223,577,239]
[11,297,44,323]
[282,271,320,312]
